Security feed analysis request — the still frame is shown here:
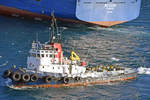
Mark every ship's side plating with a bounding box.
[7,67,137,88]
[27,41,86,76]
[0,0,141,27]
[76,0,141,26]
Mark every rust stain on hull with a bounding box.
[89,21,126,27]
[14,76,136,88]
[0,5,125,27]
[0,5,88,24]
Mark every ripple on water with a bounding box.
[0,0,150,99]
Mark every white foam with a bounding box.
[0,61,8,66]
[18,50,22,53]
[8,85,31,90]
[111,57,120,61]
[137,67,150,74]
[8,85,38,90]
[11,43,15,45]
[61,27,68,30]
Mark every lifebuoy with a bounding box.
[11,72,21,82]
[45,76,52,83]
[2,70,11,79]
[22,73,30,82]
[30,74,38,82]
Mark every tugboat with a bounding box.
[2,14,137,89]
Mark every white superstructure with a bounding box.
[27,41,86,77]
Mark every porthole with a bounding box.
[49,54,52,57]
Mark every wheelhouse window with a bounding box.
[41,54,44,57]
[37,54,40,57]
[49,54,53,58]
[31,53,36,57]
[55,55,58,58]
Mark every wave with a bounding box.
[0,61,8,67]
[137,67,150,74]
[8,85,33,90]
[0,56,8,67]
[87,25,147,35]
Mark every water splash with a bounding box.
[0,61,8,67]
[8,85,34,90]
[137,67,150,74]
[0,56,8,67]
[111,57,120,61]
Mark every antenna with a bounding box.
[50,12,55,43]
[49,11,62,44]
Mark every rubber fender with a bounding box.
[22,73,30,82]
[45,76,52,83]
[2,70,11,79]
[63,77,70,83]
[11,72,21,82]
[30,74,38,82]
[74,77,81,81]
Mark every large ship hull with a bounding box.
[0,0,141,27]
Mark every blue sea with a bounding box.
[0,0,150,100]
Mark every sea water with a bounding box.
[0,0,150,99]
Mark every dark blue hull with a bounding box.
[0,0,141,26]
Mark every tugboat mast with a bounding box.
[50,13,61,44]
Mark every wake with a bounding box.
[137,67,150,74]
